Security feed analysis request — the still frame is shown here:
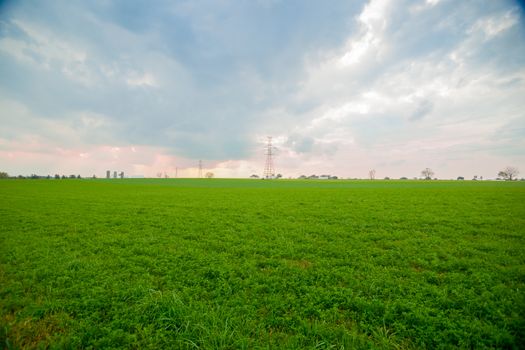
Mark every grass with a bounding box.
[1,179,524,349]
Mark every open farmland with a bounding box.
[1,179,524,349]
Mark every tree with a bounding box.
[421,168,434,180]
[0,171,8,179]
[369,169,376,180]
[498,166,519,181]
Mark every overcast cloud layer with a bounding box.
[1,0,524,179]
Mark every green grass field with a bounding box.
[1,179,524,349]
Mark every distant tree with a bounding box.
[369,169,376,180]
[77,175,81,179]
[276,174,282,179]
[384,177,390,180]
[61,175,66,179]
[250,174,259,179]
[205,172,214,178]
[0,171,8,179]
[457,176,464,180]
[498,166,519,181]
[92,174,97,179]
[421,168,434,180]
[55,174,60,179]
[400,177,408,180]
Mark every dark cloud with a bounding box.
[285,134,315,153]
[409,100,434,121]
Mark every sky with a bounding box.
[1,0,524,179]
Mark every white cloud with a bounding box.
[78,112,111,129]
[0,20,95,85]
[470,11,518,39]
[426,0,441,6]
[126,72,157,87]
[338,0,390,67]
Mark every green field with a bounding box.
[1,179,524,349]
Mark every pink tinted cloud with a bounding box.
[0,140,196,177]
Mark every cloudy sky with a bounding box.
[1,0,524,179]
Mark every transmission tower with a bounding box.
[198,160,203,178]
[263,136,275,179]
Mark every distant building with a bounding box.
[113,171,117,178]
[106,170,110,179]
[120,171,124,179]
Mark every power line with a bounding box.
[263,136,275,179]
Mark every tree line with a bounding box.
[0,167,521,181]
[0,173,89,179]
